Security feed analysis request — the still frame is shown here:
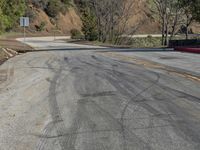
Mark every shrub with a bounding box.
[61,0,70,5]
[131,37,162,47]
[45,0,62,17]
[147,35,153,38]
[35,21,46,31]
[31,0,48,9]
[117,37,162,48]
[44,0,71,17]
[0,0,26,32]
[60,5,68,15]
[81,9,98,41]
[70,29,83,39]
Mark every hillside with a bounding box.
[9,0,160,35]
[29,0,160,34]
[26,0,199,35]
[124,0,161,34]
[23,3,82,34]
[1,0,199,35]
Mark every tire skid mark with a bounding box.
[0,64,14,88]
[76,54,199,148]
[99,60,200,145]
[36,57,72,150]
[36,120,56,150]
[68,56,154,150]
[149,84,200,144]
[99,73,159,150]
[87,99,153,150]
[37,53,200,149]
[108,59,200,145]
[111,67,200,146]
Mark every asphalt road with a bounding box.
[0,37,200,150]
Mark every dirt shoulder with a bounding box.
[0,50,7,65]
[0,39,33,51]
[0,38,33,65]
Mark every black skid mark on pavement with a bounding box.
[100,72,159,150]
[64,57,69,63]
[69,55,154,150]
[80,91,116,98]
[36,58,76,150]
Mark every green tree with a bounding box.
[45,0,71,17]
[178,0,200,39]
[0,0,25,32]
[192,0,200,22]
[61,0,71,5]
[45,0,62,17]
[81,8,98,41]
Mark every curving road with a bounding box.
[0,37,200,150]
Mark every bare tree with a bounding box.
[76,0,137,43]
[152,0,184,45]
[178,0,194,39]
[92,0,127,42]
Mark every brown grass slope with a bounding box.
[18,4,82,35]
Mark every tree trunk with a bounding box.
[110,8,114,42]
[170,10,178,40]
[162,17,165,45]
[185,15,189,40]
[98,18,101,41]
[186,26,189,40]
[165,24,169,46]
